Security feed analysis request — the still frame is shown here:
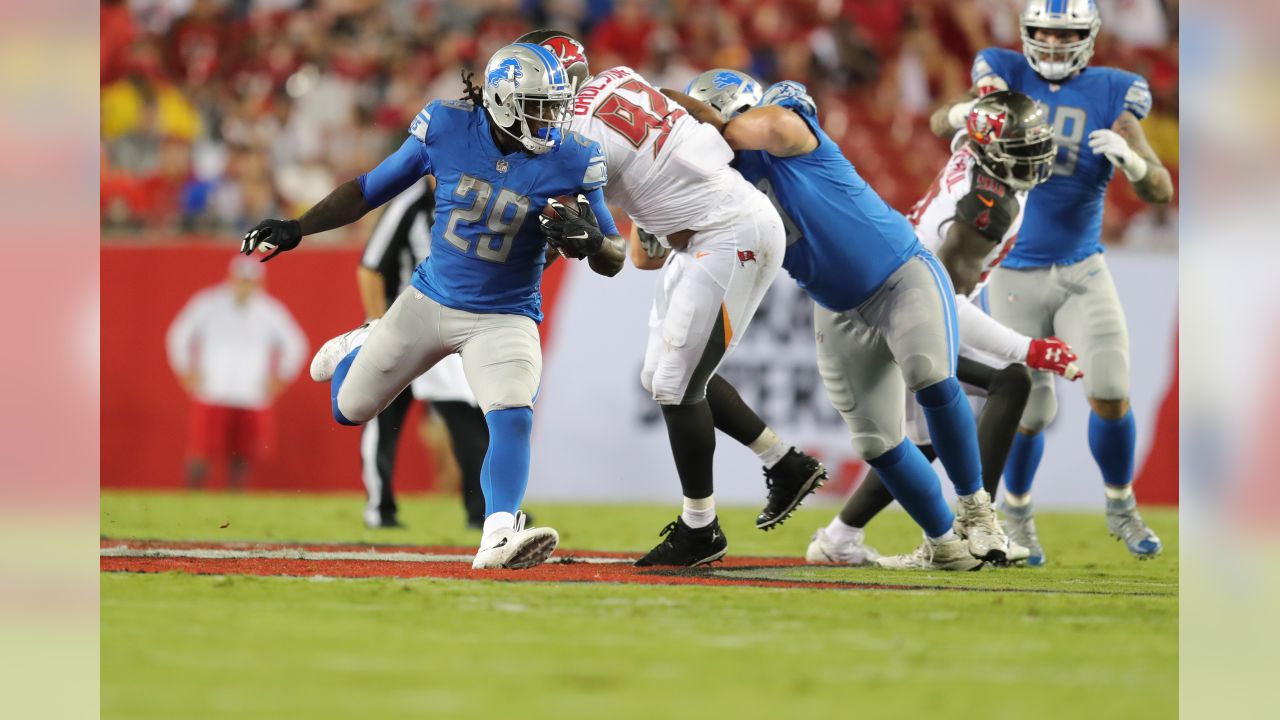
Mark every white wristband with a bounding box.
[1119,153,1149,183]
[947,99,978,129]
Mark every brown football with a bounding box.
[541,195,582,221]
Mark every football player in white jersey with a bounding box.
[518,31,802,566]
[929,0,1174,562]
[807,91,1087,566]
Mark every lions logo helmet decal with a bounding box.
[487,58,524,88]
[712,71,743,89]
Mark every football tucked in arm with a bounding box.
[540,195,591,259]
[541,195,582,221]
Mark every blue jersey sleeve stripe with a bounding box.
[972,50,1005,85]
[1123,78,1153,119]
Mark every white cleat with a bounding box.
[1005,539,1031,564]
[472,512,559,570]
[954,489,1010,562]
[310,320,377,382]
[875,536,984,571]
[805,527,880,566]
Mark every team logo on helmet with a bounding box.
[487,58,524,88]
[967,109,1008,145]
[541,36,586,69]
[713,71,745,89]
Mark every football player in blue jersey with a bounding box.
[239,43,626,570]
[673,74,1009,570]
[929,0,1174,562]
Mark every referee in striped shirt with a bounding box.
[358,176,487,529]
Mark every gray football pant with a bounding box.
[986,253,1130,433]
[815,253,959,460]
[336,288,541,423]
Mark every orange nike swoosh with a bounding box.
[695,251,709,259]
[978,196,995,207]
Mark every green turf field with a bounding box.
[101,491,1177,719]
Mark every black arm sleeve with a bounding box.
[953,177,1018,243]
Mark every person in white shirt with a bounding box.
[166,256,308,490]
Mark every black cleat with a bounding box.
[756,448,827,530]
[634,517,728,567]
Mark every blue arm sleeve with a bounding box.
[584,188,619,237]
[357,136,433,208]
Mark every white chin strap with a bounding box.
[521,137,554,155]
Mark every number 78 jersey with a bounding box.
[570,66,739,237]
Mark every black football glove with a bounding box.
[539,194,604,258]
[241,219,303,262]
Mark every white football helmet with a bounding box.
[1020,0,1101,81]
[683,69,763,123]
[482,43,574,155]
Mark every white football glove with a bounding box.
[1088,129,1148,182]
[947,98,980,130]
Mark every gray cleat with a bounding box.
[1105,493,1162,559]
[1000,501,1046,567]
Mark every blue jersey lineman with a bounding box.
[680,74,1007,569]
[240,43,625,571]
[931,0,1174,562]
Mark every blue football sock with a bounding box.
[868,439,954,538]
[330,348,360,426]
[1004,431,1044,496]
[480,407,535,517]
[916,377,983,496]
[1088,410,1136,488]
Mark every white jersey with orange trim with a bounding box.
[905,138,1027,300]
[569,66,746,238]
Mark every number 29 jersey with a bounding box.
[405,100,607,323]
[569,66,742,238]
[972,48,1152,268]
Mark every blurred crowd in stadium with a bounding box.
[100,0,1178,248]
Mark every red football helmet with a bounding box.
[515,29,591,93]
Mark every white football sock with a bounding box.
[749,428,790,468]
[1104,483,1134,500]
[928,529,960,544]
[1004,492,1032,508]
[824,517,865,544]
[681,495,716,529]
[482,512,516,539]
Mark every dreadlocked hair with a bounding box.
[461,70,484,107]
